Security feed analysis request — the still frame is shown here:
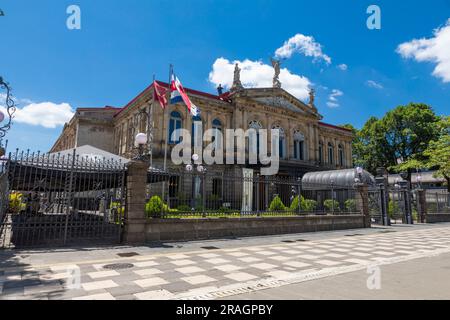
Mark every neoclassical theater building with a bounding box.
[51,65,353,179]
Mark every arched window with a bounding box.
[328,143,334,164]
[338,144,345,166]
[272,125,286,159]
[191,115,202,148]
[169,111,182,144]
[212,119,222,150]
[318,141,323,164]
[293,130,305,161]
[248,120,262,154]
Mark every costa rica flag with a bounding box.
[170,75,201,117]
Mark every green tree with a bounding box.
[349,103,440,180]
[423,116,450,192]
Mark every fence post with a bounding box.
[202,173,206,218]
[297,178,302,215]
[416,189,427,223]
[355,183,371,228]
[256,174,260,217]
[123,160,147,244]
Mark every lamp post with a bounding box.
[186,154,207,214]
[416,173,422,190]
[133,133,149,162]
[0,77,17,156]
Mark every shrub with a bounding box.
[324,199,340,212]
[177,205,192,212]
[145,196,175,217]
[290,196,318,212]
[9,192,26,213]
[289,196,300,211]
[269,196,286,212]
[110,201,124,215]
[218,206,234,214]
[302,199,318,212]
[388,200,399,218]
[344,199,357,212]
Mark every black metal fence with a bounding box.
[426,191,450,213]
[144,170,359,219]
[0,150,126,249]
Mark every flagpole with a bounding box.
[161,64,172,206]
[163,64,172,173]
[149,74,155,168]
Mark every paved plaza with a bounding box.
[1,224,450,300]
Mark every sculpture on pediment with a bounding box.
[271,58,282,88]
[231,63,243,92]
[308,88,315,106]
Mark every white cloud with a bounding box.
[0,100,74,129]
[397,18,450,83]
[327,89,343,108]
[366,80,384,89]
[337,64,348,71]
[209,57,311,100]
[275,33,332,64]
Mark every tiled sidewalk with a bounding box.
[1,226,450,300]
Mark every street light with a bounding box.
[185,154,206,173]
[416,173,422,189]
[133,132,149,161]
[355,167,363,184]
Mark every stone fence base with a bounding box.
[426,214,450,224]
[143,215,366,242]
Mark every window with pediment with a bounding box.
[248,120,262,154]
[328,142,334,165]
[293,130,306,161]
[272,125,286,159]
[338,144,345,166]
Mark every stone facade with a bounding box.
[51,107,120,153]
[52,81,353,177]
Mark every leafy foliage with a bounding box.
[347,103,440,179]
[422,116,450,191]
[323,199,340,212]
[290,196,318,212]
[388,200,400,219]
[9,192,26,213]
[344,199,357,212]
[145,196,177,217]
[269,196,286,212]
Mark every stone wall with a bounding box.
[426,214,450,224]
[143,215,366,242]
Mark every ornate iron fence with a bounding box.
[0,149,126,249]
[426,192,450,214]
[144,170,359,219]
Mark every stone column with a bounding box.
[123,160,148,244]
[416,189,427,223]
[355,183,371,228]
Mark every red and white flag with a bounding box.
[153,81,168,109]
[170,75,200,117]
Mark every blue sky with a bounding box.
[0,0,449,152]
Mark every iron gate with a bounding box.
[0,150,126,249]
[368,189,383,224]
